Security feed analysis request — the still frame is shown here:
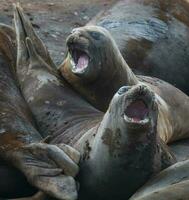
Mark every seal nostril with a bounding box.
[71,28,77,34]
[139,85,146,95]
[118,86,130,95]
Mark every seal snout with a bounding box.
[123,84,155,125]
[117,86,131,95]
[66,32,90,74]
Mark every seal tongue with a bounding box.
[125,100,149,121]
[76,54,89,71]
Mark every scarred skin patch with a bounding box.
[101,128,122,157]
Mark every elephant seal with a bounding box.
[0,18,80,200]
[88,0,189,95]
[77,84,175,200]
[59,25,189,144]
[13,5,175,200]
[130,159,189,200]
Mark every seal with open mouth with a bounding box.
[11,5,176,200]
[61,25,138,111]
[88,0,189,95]
[77,84,175,200]
[60,25,189,144]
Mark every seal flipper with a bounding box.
[14,4,28,69]
[25,37,55,74]
[14,4,56,69]
[0,25,16,71]
[0,11,80,200]
[0,23,15,40]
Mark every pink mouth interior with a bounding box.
[77,54,89,70]
[125,100,149,122]
[72,49,89,71]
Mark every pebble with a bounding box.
[74,11,78,16]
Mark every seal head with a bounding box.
[78,84,175,200]
[66,26,115,81]
[62,25,138,110]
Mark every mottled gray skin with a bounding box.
[0,27,38,198]
[89,0,189,95]
[76,85,175,200]
[0,19,80,200]
[12,5,175,200]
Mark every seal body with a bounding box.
[0,25,40,198]
[76,85,175,200]
[13,6,176,200]
[130,159,189,200]
[89,0,189,95]
[0,13,80,200]
[60,25,189,144]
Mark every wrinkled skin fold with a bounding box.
[0,3,189,200]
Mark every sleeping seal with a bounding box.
[88,0,189,95]
[12,5,175,200]
[60,25,189,144]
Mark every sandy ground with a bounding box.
[0,0,116,65]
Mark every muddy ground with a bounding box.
[0,0,116,65]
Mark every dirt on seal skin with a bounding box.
[0,0,116,65]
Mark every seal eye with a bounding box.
[89,31,101,40]
[118,86,130,95]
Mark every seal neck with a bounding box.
[112,51,139,86]
[79,109,159,200]
[99,37,139,95]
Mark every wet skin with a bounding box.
[10,5,176,200]
[89,0,189,95]
[60,25,189,144]
[0,18,80,200]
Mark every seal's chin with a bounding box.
[69,48,90,74]
[124,99,150,124]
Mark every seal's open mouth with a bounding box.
[124,100,149,124]
[124,99,149,123]
[69,48,90,74]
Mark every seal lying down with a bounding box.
[130,159,189,200]
[8,5,177,200]
[0,23,79,199]
[89,0,189,95]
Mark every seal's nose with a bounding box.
[117,86,130,95]
[66,30,80,47]
[67,28,81,47]
[66,35,74,48]
[137,85,148,96]
[71,28,81,35]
